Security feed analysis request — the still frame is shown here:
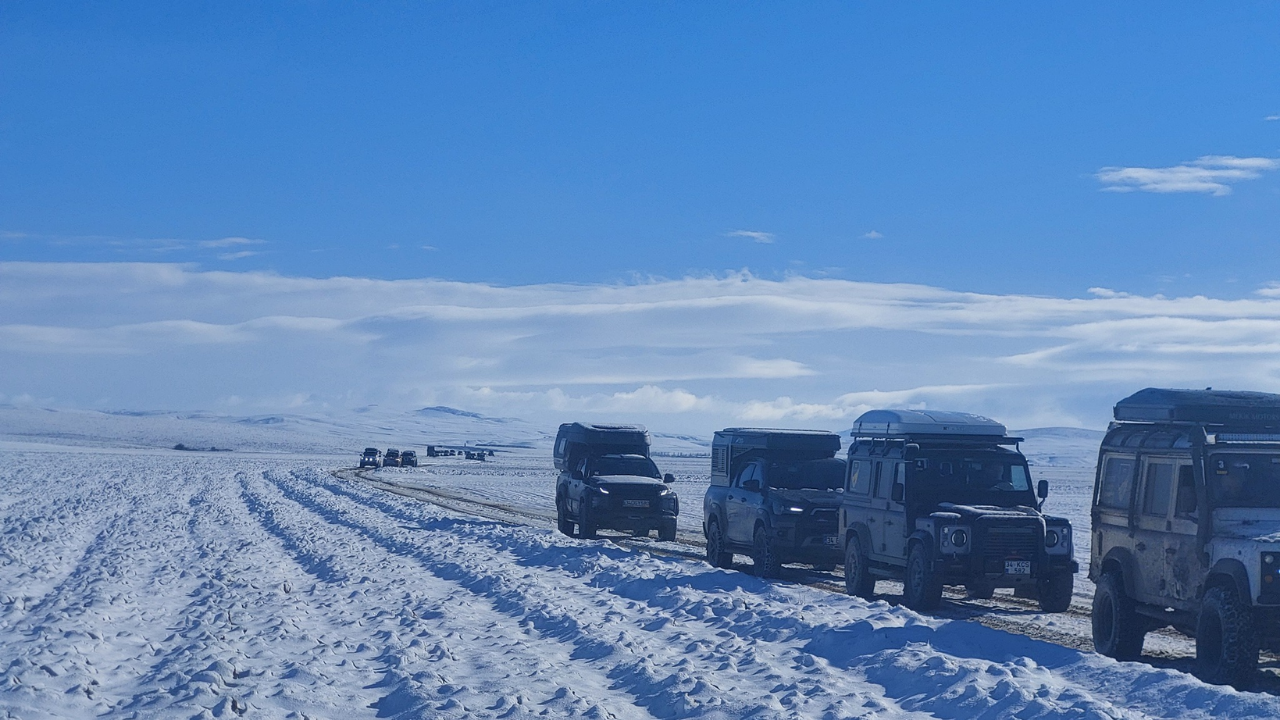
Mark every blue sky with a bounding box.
[2,3,1280,431]
[4,2,1279,295]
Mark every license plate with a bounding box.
[1005,560,1031,575]
[823,535,839,547]
[622,499,650,508]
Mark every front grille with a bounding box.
[982,525,1039,559]
[809,508,838,526]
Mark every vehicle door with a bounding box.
[864,460,892,559]
[879,460,908,561]
[568,458,590,514]
[726,461,763,545]
[841,458,874,542]
[1164,459,1206,608]
[1133,456,1177,602]
[1093,452,1137,578]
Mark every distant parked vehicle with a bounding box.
[401,450,418,467]
[359,447,381,468]
[383,449,401,467]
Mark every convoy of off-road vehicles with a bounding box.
[347,386,1280,688]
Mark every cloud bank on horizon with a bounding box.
[2,261,1280,434]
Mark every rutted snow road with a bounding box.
[5,448,1280,719]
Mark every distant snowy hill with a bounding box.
[0,405,712,457]
[1015,427,1105,468]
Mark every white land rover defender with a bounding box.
[1090,388,1280,687]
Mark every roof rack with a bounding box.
[851,409,1019,443]
[1114,388,1280,428]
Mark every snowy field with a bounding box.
[4,412,1280,718]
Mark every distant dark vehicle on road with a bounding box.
[383,449,401,468]
[359,447,381,468]
[400,450,418,467]
[703,428,844,577]
[554,423,678,541]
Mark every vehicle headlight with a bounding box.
[940,525,971,553]
[772,500,805,515]
[1046,530,1059,548]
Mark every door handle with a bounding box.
[1136,542,1147,551]
[867,517,876,523]
[1165,547,1177,555]
[884,520,894,526]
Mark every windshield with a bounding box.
[913,453,1033,506]
[767,458,845,490]
[1209,452,1280,508]
[591,455,661,479]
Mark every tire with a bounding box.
[1038,570,1074,613]
[1091,571,1145,660]
[843,536,875,599]
[752,526,782,578]
[577,500,597,540]
[556,498,575,537]
[705,519,733,568]
[903,544,942,611]
[658,519,677,543]
[966,580,995,600]
[1196,585,1258,688]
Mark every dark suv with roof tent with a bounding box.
[703,428,845,577]
[1090,388,1280,688]
[840,410,1076,612]
[554,423,679,541]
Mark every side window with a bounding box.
[555,438,566,456]
[1142,461,1174,518]
[873,461,890,499]
[1174,464,1197,517]
[889,462,905,503]
[1098,455,1136,510]
[847,460,871,495]
[734,462,760,490]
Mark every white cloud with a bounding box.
[862,231,883,239]
[725,230,775,244]
[217,251,260,261]
[5,262,1280,431]
[199,237,265,249]
[1096,155,1280,196]
[1266,115,1280,122]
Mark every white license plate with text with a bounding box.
[622,499,650,508]
[1005,560,1031,575]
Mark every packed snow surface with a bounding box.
[2,409,1278,718]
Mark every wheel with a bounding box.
[843,536,875,599]
[705,519,733,568]
[966,580,995,600]
[752,526,782,578]
[1091,571,1145,660]
[658,519,677,542]
[903,544,942,611]
[1196,585,1258,688]
[577,500,597,540]
[556,498,575,537]
[1038,570,1074,613]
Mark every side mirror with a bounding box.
[663,473,675,484]
[1037,479,1049,499]
[742,478,761,493]
[891,482,904,503]
[571,470,584,481]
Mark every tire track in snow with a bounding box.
[264,467,932,719]
[239,467,665,719]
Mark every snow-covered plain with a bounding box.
[4,408,1280,718]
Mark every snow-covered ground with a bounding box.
[4,410,1280,718]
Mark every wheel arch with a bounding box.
[1099,547,1141,598]
[1205,559,1252,604]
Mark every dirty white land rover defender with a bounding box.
[1090,388,1280,687]
[841,410,1076,612]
